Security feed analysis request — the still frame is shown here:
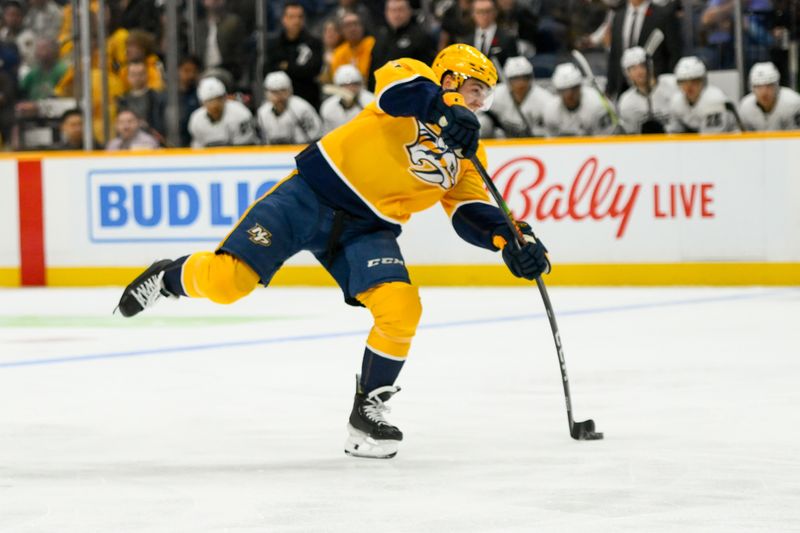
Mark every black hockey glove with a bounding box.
[426,91,480,158]
[494,222,551,281]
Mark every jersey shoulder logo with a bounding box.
[247,223,272,247]
[405,120,460,190]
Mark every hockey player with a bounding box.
[320,64,375,134]
[188,77,257,148]
[617,46,678,134]
[479,56,552,138]
[667,56,739,134]
[543,62,616,137]
[116,44,550,459]
[257,71,323,145]
[738,62,800,132]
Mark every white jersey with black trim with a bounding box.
[480,82,553,138]
[739,87,800,131]
[667,84,739,134]
[618,74,678,134]
[320,89,376,134]
[257,95,323,145]
[543,85,616,137]
[188,99,257,148]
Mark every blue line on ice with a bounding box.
[1,288,795,369]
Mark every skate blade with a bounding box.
[344,425,399,459]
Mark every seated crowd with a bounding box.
[0,0,797,151]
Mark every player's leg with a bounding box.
[319,229,422,458]
[117,172,316,316]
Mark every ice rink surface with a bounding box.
[1,285,800,532]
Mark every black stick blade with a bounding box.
[571,419,604,440]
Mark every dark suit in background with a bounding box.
[607,1,683,98]
[457,27,519,71]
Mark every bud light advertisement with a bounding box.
[88,165,291,242]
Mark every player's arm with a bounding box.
[441,147,550,279]
[373,58,441,119]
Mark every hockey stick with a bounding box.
[468,154,603,441]
[724,101,746,131]
[641,29,666,134]
[570,49,621,130]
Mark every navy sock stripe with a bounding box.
[162,256,189,297]
[360,347,405,393]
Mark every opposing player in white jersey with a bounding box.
[617,46,678,134]
[320,65,375,134]
[667,56,739,134]
[479,56,552,138]
[188,77,258,148]
[257,71,322,145]
[739,62,800,131]
[543,62,616,137]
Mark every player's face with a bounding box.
[458,78,493,112]
[204,96,225,120]
[342,82,361,96]
[627,64,647,89]
[509,76,531,101]
[679,79,704,104]
[753,84,777,109]
[560,86,581,110]
[62,115,83,144]
[267,89,290,107]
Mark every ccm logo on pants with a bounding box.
[367,258,405,267]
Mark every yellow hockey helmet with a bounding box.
[432,44,498,89]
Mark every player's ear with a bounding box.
[441,73,457,91]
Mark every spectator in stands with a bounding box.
[0,56,15,147]
[480,56,552,138]
[0,0,25,44]
[188,76,256,148]
[543,62,617,136]
[738,61,800,131]
[369,0,435,90]
[495,0,538,55]
[319,17,343,84]
[106,109,160,150]
[257,70,322,144]
[459,0,518,69]
[52,109,101,150]
[19,37,66,101]
[617,46,678,134]
[667,56,739,133]
[197,0,246,83]
[330,10,374,81]
[437,0,474,50]
[54,15,126,145]
[119,30,164,92]
[321,64,374,134]
[331,0,374,30]
[607,0,682,98]
[117,60,165,138]
[267,1,323,110]
[178,55,202,146]
[23,0,63,42]
[115,0,160,36]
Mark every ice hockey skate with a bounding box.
[116,259,176,317]
[345,379,403,459]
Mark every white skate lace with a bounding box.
[363,398,391,426]
[131,272,166,310]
